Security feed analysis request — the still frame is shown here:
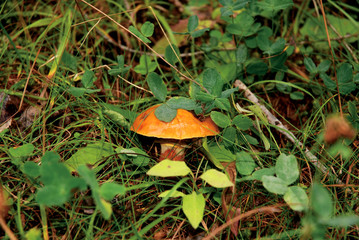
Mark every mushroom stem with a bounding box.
[159,142,186,161]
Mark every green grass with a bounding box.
[1,0,359,239]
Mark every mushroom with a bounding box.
[130,104,220,161]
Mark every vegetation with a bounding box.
[1,0,358,239]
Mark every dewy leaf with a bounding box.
[147,159,191,177]
[236,151,255,175]
[141,21,154,37]
[100,182,126,201]
[159,190,185,198]
[311,183,333,219]
[200,169,233,188]
[134,55,158,75]
[203,68,224,97]
[275,153,299,185]
[262,176,288,195]
[147,72,167,102]
[188,15,199,33]
[129,25,151,43]
[283,186,308,212]
[154,104,177,123]
[182,192,205,229]
[210,111,231,128]
[65,142,115,172]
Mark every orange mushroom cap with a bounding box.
[130,105,220,139]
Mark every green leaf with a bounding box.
[23,161,40,178]
[200,169,233,188]
[100,182,126,201]
[201,139,224,169]
[311,183,333,219]
[323,215,359,227]
[337,63,353,83]
[203,68,224,96]
[81,70,95,88]
[65,142,115,172]
[8,143,35,165]
[236,44,247,64]
[257,0,293,12]
[321,72,336,90]
[246,61,268,75]
[68,87,100,97]
[182,192,205,229]
[220,88,238,98]
[77,165,113,220]
[232,115,253,130]
[317,60,331,73]
[154,104,177,122]
[290,91,304,100]
[165,44,180,65]
[166,97,197,110]
[36,151,86,206]
[118,147,150,166]
[147,72,167,102]
[226,12,257,37]
[304,58,317,74]
[25,227,42,240]
[188,15,199,32]
[141,21,154,37]
[214,98,231,111]
[195,91,215,103]
[210,111,231,128]
[134,55,158,75]
[204,142,236,163]
[236,151,255,175]
[283,186,308,211]
[252,167,275,181]
[108,55,130,76]
[147,159,191,177]
[191,28,210,38]
[220,0,249,17]
[129,25,151,43]
[103,109,130,128]
[159,190,185,198]
[262,176,288,195]
[275,153,299,185]
[265,38,285,55]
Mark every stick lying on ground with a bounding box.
[233,79,328,175]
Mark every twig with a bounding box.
[203,204,284,240]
